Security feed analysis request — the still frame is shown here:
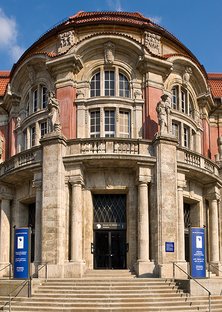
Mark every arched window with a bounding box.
[90,69,130,98]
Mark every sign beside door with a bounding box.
[14,227,30,279]
[190,227,206,278]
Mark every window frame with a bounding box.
[90,110,100,138]
[119,110,130,138]
[42,87,48,109]
[104,110,115,137]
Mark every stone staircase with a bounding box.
[1,270,222,311]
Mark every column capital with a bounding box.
[205,185,220,201]
[0,184,13,201]
[33,179,42,189]
[69,175,84,186]
[177,179,187,191]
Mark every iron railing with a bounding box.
[0,262,48,312]
[0,263,12,279]
[172,262,211,312]
[208,263,222,278]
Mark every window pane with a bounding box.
[105,71,115,96]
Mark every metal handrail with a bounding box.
[172,262,211,312]
[0,262,48,312]
[0,263,12,279]
[208,263,222,278]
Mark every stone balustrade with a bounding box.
[177,148,219,177]
[66,138,154,157]
[1,147,42,175]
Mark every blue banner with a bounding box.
[190,227,206,278]
[14,228,30,279]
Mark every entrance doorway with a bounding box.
[93,194,127,269]
[94,230,126,269]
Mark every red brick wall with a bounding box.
[143,86,161,139]
[201,119,210,158]
[57,86,76,139]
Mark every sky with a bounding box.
[0,0,221,73]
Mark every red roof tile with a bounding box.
[0,71,10,96]
[208,73,222,98]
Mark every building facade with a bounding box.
[0,11,222,278]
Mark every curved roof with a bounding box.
[208,73,222,98]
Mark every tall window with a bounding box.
[119,111,130,138]
[42,87,48,109]
[40,122,47,138]
[90,111,100,138]
[171,87,177,110]
[105,71,115,96]
[172,122,179,140]
[33,90,38,112]
[91,73,100,97]
[119,73,130,98]
[181,91,186,113]
[31,126,36,147]
[184,127,188,147]
[105,110,115,137]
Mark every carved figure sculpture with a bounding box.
[217,136,222,159]
[47,91,61,133]
[156,94,171,134]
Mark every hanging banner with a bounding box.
[14,227,30,279]
[190,227,206,278]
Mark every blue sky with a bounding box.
[0,0,221,73]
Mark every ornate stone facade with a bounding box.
[0,11,222,279]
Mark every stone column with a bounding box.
[138,181,149,261]
[70,176,84,262]
[0,192,13,264]
[33,177,42,265]
[135,165,155,277]
[209,199,219,262]
[177,178,187,261]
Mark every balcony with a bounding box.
[0,147,42,183]
[177,147,221,184]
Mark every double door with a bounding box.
[94,230,126,269]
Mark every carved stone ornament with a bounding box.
[76,89,84,99]
[26,65,35,84]
[144,31,161,55]
[134,89,142,99]
[58,30,75,53]
[15,117,21,129]
[104,42,115,64]
[183,67,192,82]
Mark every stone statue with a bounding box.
[47,91,61,133]
[156,94,171,134]
[217,136,222,159]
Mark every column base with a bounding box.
[158,261,188,278]
[0,262,12,278]
[64,261,86,278]
[134,260,157,278]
